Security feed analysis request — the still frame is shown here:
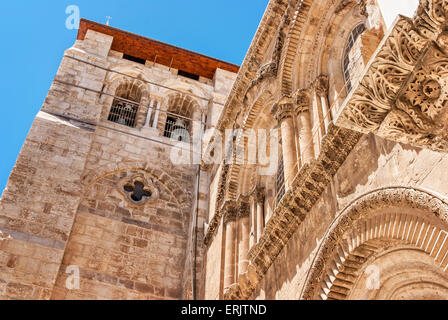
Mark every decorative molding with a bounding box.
[279,0,314,93]
[313,75,329,97]
[335,0,448,152]
[299,187,448,300]
[204,165,230,246]
[238,200,251,218]
[242,2,294,107]
[271,95,296,122]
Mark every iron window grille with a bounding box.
[108,99,138,128]
[343,23,366,93]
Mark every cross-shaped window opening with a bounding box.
[123,181,152,202]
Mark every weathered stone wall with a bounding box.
[251,133,448,299]
[50,126,196,299]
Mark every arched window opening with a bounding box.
[163,94,196,142]
[108,80,143,128]
[343,23,366,93]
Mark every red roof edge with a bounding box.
[76,18,240,79]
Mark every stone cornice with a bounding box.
[334,0,448,152]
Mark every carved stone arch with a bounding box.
[81,161,192,213]
[300,187,448,300]
[279,0,368,94]
[157,91,202,141]
[101,72,151,128]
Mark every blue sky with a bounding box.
[0,1,420,193]
[0,0,269,193]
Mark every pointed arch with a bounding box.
[81,160,192,212]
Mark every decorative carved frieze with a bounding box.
[335,0,448,152]
[313,75,329,97]
[294,89,311,114]
[271,95,296,122]
[222,201,238,225]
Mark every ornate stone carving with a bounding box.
[222,201,238,224]
[313,75,329,97]
[204,165,230,246]
[335,1,448,152]
[335,0,352,14]
[357,0,368,17]
[238,200,251,218]
[379,45,448,150]
[242,0,294,106]
[271,95,296,122]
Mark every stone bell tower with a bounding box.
[0,19,237,300]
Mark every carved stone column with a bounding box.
[238,201,250,276]
[144,100,154,127]
[295,90,315,165]
[271,97,298,188]
[315,75,331,131]
[223,203,237,289]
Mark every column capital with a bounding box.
[238,201,251,218]
[294,89,311,114]
[271,95,295,122]
[249,186,265,204]
[313,74,329,97]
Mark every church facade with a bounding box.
[2,0,448,300]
